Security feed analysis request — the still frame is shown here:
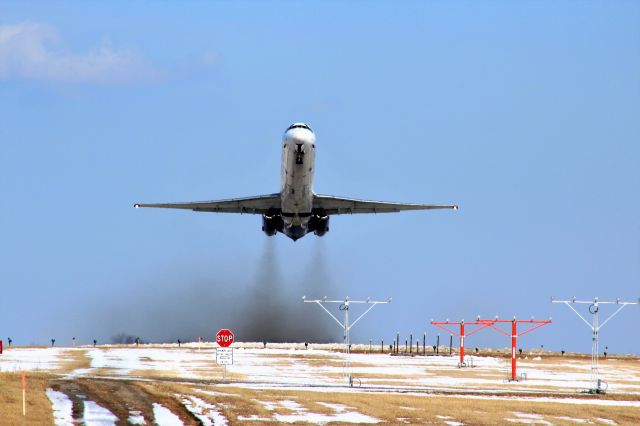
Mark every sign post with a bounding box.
[216,329,234,380]
[22,371,26,416]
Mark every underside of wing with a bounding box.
[313,194,458,215]
[134,193,281,214]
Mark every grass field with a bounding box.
[1,343,639,425]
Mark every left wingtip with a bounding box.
[134,203,141,209]
[453,205,459,210]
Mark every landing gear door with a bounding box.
[295,143,304,164]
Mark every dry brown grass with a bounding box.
[3,371,638,425]
[198,385,640,425]
[58,349,91,373]
[0,372,54,425]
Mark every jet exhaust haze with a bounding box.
[82,241,333,344]
[237,239,333,343]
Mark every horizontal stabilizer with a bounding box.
[313,194,458,215]
[133,193,281,214]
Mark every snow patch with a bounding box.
[193,388,232,397]
[237,415,271,421]
[1,348,71,372]
[279,400,304,410]
[273,399,379,424]
[316,402,352,411]
[247,398,379,424]
[84,348,213,378]
[505,419,551,425]
[555,416,592,423]
[513,412,545,420]
[256,400,278,411]
[180,394,228,426]
[436,416,464,425]
[152,403,183,426]
[274,411,380,424]
[128,410,146,424]
[83,400,118,425]
[46,388,73,425]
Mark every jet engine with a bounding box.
[262,212,283,236]
[309,213,330,236]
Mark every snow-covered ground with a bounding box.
[152,403,183,426]
[83,400,118,425]
[46,388,74,425]
[9,343,634,396]
[77,347,214,378]
[0,347,78,372]
[3,343,639,425]
[180,394,229,426]
[1,343,630,425]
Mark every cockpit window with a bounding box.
[286,123,312,132]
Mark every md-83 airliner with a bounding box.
[134,123,457,240]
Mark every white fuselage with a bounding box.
[280,127,316,229]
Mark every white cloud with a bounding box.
[0,23,159,84]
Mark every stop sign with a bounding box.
[216,329,234,347]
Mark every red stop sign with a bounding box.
[216,329,234,347]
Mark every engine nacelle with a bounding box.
[309,214,330,237]
[262,213,283,236]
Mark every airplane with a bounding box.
[134,123,458,241]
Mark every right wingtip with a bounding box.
[453,205,459,211]
[133,203,141,209]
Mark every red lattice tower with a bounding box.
[477,318,551,381]
[430,319,495,367]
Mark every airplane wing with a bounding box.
[313,194,458,215]
[133,193,281,214]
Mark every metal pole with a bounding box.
[511,320,517,381]
[449,335,452,355]
[344,301,351,386]
[423,332,426,355]
[592,301,599,392]
[409,334,413,353]
[459,322,465,364]
[436,334,440,354]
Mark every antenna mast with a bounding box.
[551,296,639,394]
[303,296,391,387]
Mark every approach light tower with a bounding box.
[551,296,639,394]
[303,296,391,387]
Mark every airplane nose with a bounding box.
[284,128,315,144]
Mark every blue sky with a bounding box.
[1,1,639,352]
